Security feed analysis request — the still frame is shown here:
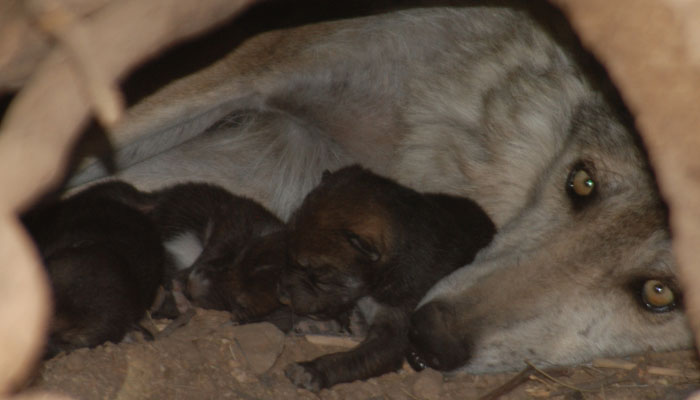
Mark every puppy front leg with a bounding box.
[285,306,408,391]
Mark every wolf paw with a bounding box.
[284,362,325,392]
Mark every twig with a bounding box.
[155,308,196,339]
[529,374,556,389]
[592,358,637,371]
[138,312,160,339]
[525,361,598,393]
[647,366,700,380]
[399,387,421,400]
[148,286,168,314]
[0,0,116,89]
[0,0,258,213]
[565,376,637,393]
[478,365,534,400]
[593,358,700,380]
[304,334,361,348]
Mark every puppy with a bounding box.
[278,165,496,391]
[79,180,288,323]
[22,185,165,357]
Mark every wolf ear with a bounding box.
[345,231,380,262]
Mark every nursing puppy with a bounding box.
[278,165,495,390]
[186,230,288,323]
[81,180,287,322]
[22,185,165,357]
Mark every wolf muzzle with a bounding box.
[407,300,473,372]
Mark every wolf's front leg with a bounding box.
[285,306,408,391]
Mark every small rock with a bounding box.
[231,368,257,383]
[231,322,285,374]
[401,360,415,373]
[412,369,444,400]
[62,355,85,372]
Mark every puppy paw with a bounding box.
[284,362,325,392]
[228,308,248,324]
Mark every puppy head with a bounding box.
[187,232,287,321]
[278,166,394,319]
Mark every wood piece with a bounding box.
[29,0,125,128]
[647,366,700,380]
[0,0,258,213]
[0,1,259,395]
[304,334,361,348]
[478,365,535,400]
[592,358,637,371]
[156,308,196,339]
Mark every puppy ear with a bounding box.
[321,169,332,181]
[345,232,380,262]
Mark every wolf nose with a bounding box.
[408,301,471,371]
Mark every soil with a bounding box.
[24,309,700,400]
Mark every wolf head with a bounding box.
[341,5,696,373]
[405,100,693,372]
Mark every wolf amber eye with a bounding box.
[568,169,595,197]
[642,279,675,312]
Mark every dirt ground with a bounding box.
[23,309,700,400]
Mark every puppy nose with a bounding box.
[407,301,472,372]
[186,269,207,300]
[277,282,291,305]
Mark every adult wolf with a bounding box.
[70,0,693,375]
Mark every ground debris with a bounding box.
[231,322,286,374]
[26,309,700,400]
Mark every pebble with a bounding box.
[231,322,285,374]
[62,356,84,372]
[412,369,444,400]
[230,368,257,383]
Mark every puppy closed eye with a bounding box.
[344,231,380,262]
[310,267,343,287]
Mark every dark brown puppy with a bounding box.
[186,230,288,322]
[81,180,288,323]
[278,165,496,391]
[22,185,165,358]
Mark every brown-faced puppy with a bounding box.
[278,165,496,391]
[22,185,165,358]
[81,180,288,323]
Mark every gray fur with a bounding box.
[70,3,693,373]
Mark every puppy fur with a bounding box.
[22,184,165,357]
[278,165,495,390]
[79,180,288,322]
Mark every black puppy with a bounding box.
[23,185,165,357]
[278,165,496,391]
[153,182,287,323]
[78,180,288,323]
